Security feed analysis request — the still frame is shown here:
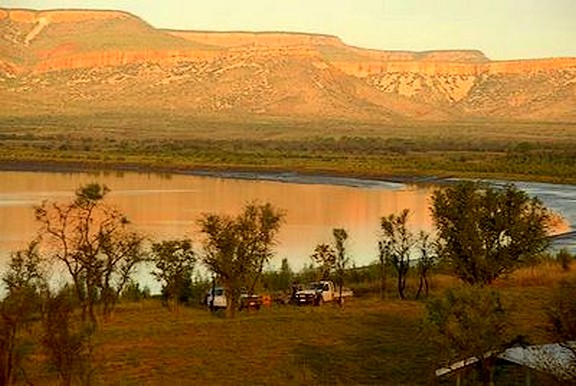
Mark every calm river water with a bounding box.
[0,170,574,290]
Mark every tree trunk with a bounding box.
[224,284,236,319]
[397,272,405,300]
[416,276,424,299]
[380,258,387,300]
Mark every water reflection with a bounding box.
[0,171,574,278]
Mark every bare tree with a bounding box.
[35,183,145,325]
[415,231,437,299]
[379,209,416,300]
[333,228,350,306]
[198,202,284,318]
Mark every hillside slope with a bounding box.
[0,7,575,121]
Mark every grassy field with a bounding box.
[0,114,575,184]
[15,261,575,385]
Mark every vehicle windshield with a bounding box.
[307,282,324,291]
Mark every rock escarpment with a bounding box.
[1,7,574,120]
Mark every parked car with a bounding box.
[205,287,262,310]
[205,286,227,310]
[295,280,353,305]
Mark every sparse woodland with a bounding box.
[0,182,574,385]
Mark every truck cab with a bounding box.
[295,280,352,305]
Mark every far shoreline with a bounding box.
[0,159,574,188]
[0,159,454,188]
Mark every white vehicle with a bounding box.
[205,287,227,310]
[205,287,262,310]
[295,280,353,305]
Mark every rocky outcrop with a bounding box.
[0,7,574,121]
[34,50,219,72]
[334,57,576,78]
[2,7,574,77]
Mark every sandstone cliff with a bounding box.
[0,7,574,121]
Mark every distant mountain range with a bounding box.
[1,8,575,121]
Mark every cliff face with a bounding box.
[1,7,574,121]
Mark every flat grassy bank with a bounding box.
[18,262,576,385]
[1,115,575,184]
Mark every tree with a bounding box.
[42,291,94,386]
[150,239,196,307]
[332,228,350,305]
[377,240,389,300]
[277,258,294,292]
[424,286,509,385]
[431,181,551,285]
[35,183,145,325]
[547,279,576,381]
[556,248,573,272]
[262,258,294,292]
[310,243,336,280]
[549,279,576,342]
[236,203,285,295]
[415,231,437,299]
[379,209,416,299]
[0,241,46,386]
[198,202,284,318]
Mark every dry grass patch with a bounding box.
[80,299,437,385]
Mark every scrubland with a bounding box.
[0,115,574,184]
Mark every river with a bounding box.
[0,170,574,291]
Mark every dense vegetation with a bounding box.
[1,115,575,184]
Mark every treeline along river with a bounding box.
[0,170,574,290]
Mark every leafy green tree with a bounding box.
[237,203,285,295]
[150,239,196,307]
[379,209,416,299]
[198,202,284,318]
[35,183,145,325]
[431,181,551,285]
[424,286,509,385]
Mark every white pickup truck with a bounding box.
[294,280,353,305]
